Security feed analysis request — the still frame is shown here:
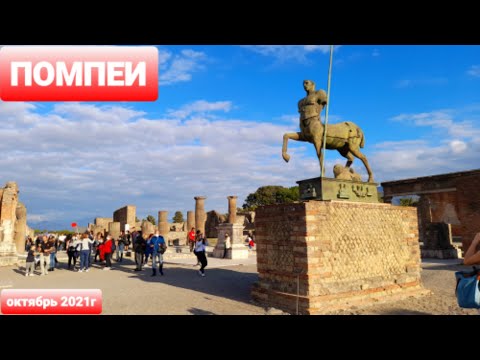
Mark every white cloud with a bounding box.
[395,77,448,88]
[167,100,233,119]
[0,100,315,228]
[159,48,208,86]
[5,99,480,229]
[467,65,480,77]
[371,108,480,182]
[242,45,335,63]
[450,140,467,154]
[392,110,480,138]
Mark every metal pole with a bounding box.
[296,274,300,315]
[321,45,334,178]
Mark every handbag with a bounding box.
[455,266,480,309]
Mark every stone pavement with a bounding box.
[0,252,471,315]
[0,251,266,315]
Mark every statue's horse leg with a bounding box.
[348,145,374,183]
[338,145,354,168]
[282,132,305,163]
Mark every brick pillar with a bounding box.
[227,196,238,224]
[194,196,207,236]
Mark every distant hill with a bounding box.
[29,216,91,232]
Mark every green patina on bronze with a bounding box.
[282,80,375,183]
[297,177,380,204]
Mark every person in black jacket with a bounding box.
[25,245,36,276]
[133,231,146,271]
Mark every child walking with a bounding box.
[25,245,36,276]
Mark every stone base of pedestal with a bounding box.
[213,223,245,258]
[213,247,226,258]
[0,256,18,266]
[421,247,462,259]
[0,243,18,266]
[230,245,249,259]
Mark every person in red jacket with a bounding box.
[188,227,196,252]
[103,235,113,270]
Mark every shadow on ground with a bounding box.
[13,255,259,307]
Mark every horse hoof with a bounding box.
[283,154,290,163]
[368,178,375,183]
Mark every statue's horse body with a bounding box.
[282,118,375,183]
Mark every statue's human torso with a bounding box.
[298,90,327,121]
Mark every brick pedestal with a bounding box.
[252,200,428,314]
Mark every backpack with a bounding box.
[455,266,480,309]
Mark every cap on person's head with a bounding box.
[107,235,112,239]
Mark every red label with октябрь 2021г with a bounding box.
[1,289,102,314]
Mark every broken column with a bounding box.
[158,211,170,244]
[0,182,21,266]
[187,211,195,231]
[194,196,207,236]
[227,196,238,224]
[14,202,27,254]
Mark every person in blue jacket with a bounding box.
[150,232,166,276]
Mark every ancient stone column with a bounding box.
[227,196,238,224]
[194,196,207,236]
[158,211,169,238]
[0,182,21,266]
[14,202,27,254]
[186,211,195,231]
[108,222,121,240]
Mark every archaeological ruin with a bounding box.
[382,169,480,259]
[0,181,34,266]
[252,78,428,314]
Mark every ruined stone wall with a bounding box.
[113,205,136,232]
[95,218,113,229]
[253,201,424,314]
[167,231,188,246]
[205,211,226,238]
[455,176,480,251]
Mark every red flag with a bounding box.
[71,222,77,228]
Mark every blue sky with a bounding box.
[1,45,480,229]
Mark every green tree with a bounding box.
[399,197,419,207]
[172,211,184,223]
[145,215,156,225]
[242,185,299,210]
[135,216,140,222]
[377,190,384,203]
